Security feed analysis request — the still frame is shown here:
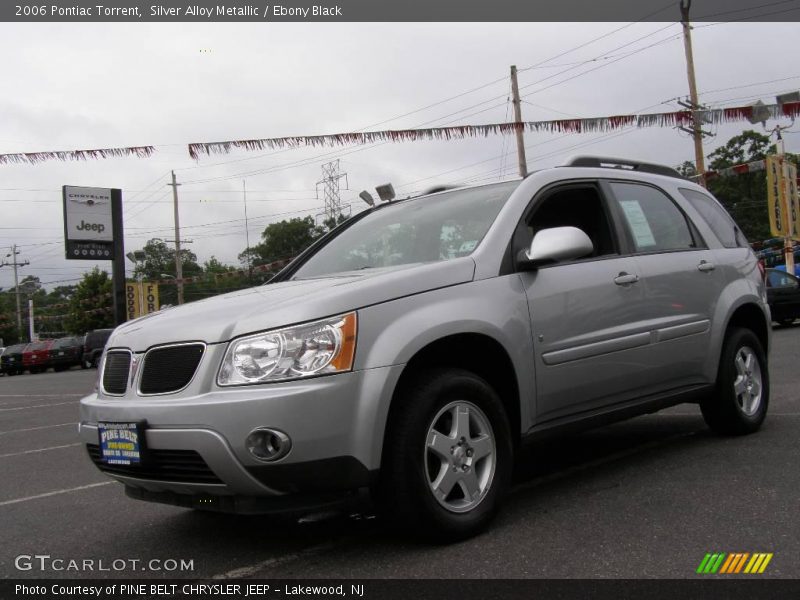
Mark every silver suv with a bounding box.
[80,156,770,539]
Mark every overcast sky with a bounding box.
[1,18,799,291]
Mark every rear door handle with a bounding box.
[697,260,715,272]
[614,272,639,286]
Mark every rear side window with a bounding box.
[609,182,696,253]
[679,188,747,248]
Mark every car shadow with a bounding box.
[150,411,715,576]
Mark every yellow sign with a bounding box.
[125,283,140,320]
[766,155,788,237]
[125,282,160,319]
[141,282,160,315]
[787,161,800,241]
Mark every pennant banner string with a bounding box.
[2,102,798,166]
[187,101,800,159]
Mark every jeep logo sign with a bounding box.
[63,186,113,242]
[76,220,105,233]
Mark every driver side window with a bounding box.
[514,184,618,262]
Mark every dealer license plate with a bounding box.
[98,422,145,465]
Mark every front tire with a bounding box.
[379,369,513,541]
[701,327,769,435]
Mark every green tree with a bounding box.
[677,161,697,178]
[238,216,325,268]
[130,238,203,306]
[132,238,202,280]
[238,215,352,270]
[704,130,798,243]
[203,256,236,274]
[0,290,18,344]
[63,268,114,334]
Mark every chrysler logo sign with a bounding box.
[63,185,119,261]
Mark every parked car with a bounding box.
[766,268,800,326]
[0,347,5,376]
[83,328,113,368]
[1,343,31,376]
[80,157,771,539]
[23,339,55,374]
[48,336,86,371]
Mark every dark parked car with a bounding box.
[0,347,5,376]
[1,343,31,375]
[23,339,55,374]
[766,268,800,326]
[48,336,85,371]
[83,328,113,368]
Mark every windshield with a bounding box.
[292,182,519,279]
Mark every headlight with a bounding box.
[217,312,357,386]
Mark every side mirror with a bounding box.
[517,226,594,270]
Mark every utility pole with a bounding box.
[0,245,29,341]
[679,0,706,186]
[28,298,35,342]
[510,65,528,178]
[316,160,348,224]
[243,180,251,275]
[167,171,184,305]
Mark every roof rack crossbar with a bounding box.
[567,156,686,180]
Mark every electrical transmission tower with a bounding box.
[316,160,349,224]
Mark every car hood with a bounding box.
[109,258,476,351]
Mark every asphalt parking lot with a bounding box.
[1,326,798,580]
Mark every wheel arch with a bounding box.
[380,333,522,472]
[726,302,770,353]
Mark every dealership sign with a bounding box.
[62,186,115,259]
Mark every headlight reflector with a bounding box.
[218,312,357,385]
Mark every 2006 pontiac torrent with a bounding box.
[81,156,771,539]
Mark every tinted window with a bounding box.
[292,182,518,278]
[52,337,79,349]
[767,270,799,288]
[609,182,696,253]
[679,188,746,248]
[86,330,112,347]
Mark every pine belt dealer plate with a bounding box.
[98,422,146,465]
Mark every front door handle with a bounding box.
[697,260,716,272]
[614,272,640,286]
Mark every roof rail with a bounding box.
[566,156,686,180]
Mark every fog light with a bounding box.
[246,428,291,462]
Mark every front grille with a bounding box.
[102,351,131,395]
[86,444,223,484]
[140,344,204,394]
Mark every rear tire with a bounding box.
[701,327,769,436]
[378,368,513,541]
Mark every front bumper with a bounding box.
[79,362,403,507]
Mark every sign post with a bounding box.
[62,186,126,326]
